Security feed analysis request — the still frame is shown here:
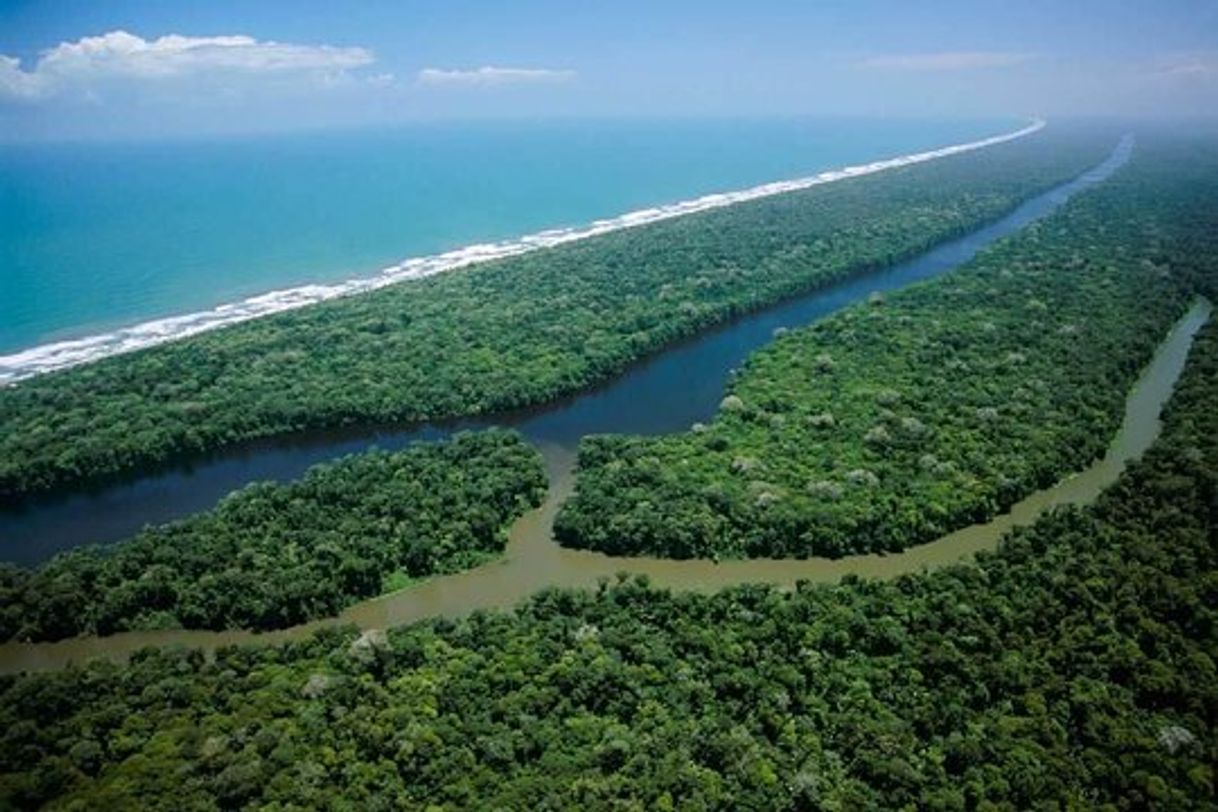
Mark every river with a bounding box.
[7,133,1204,675]
[0,134,1134,563]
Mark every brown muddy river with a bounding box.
[0,297,1207,675]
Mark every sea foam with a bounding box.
[0,119,1045,385]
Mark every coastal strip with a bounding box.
[0,119,1044,385]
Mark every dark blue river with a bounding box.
[0,136,1133,565]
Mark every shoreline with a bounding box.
[0,118,1044,386]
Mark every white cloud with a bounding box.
[857,51,1035,72]
[417,66,576,87]
[0,30,374,101]
[1144,53,1218,81]
[0,55,46,99]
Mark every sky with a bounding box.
[1,0,1216,140]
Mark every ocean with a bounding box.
[0,117,1015,357]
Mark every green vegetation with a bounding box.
[1,132,1216,811]
[2,311,1216,809]
[0,430,545,641]
[554,136,1208,560]
[0,130,1111,499]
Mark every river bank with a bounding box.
[0,298,1206,675]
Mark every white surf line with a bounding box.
[0,118,1045,386]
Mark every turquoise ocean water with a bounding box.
[0,117,1014,354]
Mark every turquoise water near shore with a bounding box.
[0,117,1013,353]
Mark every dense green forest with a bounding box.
[554,136,1214,560]
[0,430,545,641]
[2,130,1216,810]
[2,310,1215,809]
[0,130,1111,499]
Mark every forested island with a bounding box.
[0,129,1109,499]
[0,430,545,641]
[555,135,1210,560]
